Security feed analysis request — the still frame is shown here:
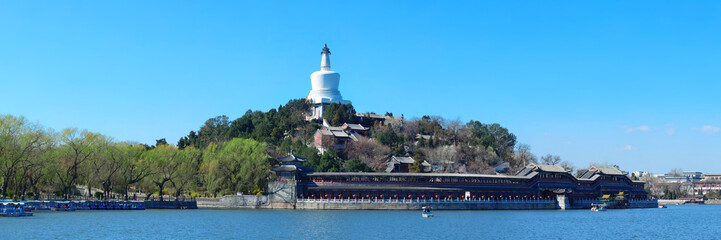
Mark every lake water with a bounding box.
[1,205,717,239]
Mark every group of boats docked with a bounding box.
[1,200,146,217]
[1,202,34,217]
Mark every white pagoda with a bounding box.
[307,44,350,120]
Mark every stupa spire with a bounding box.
[321,44,331,71]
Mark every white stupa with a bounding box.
[307,44,350,120]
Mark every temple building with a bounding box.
[268,161,656,209]
[307,44,351,120]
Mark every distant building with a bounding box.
[664,172,703,183]
[631,171,649,179]
[702,173,721,182]
[356,113,391,126]
[271,153,314,181]
[385,156,431,173]
[694,173,721,195]
[313,123,369,151]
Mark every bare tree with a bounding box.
[540,154,562,165]
[559,160,575,172]
[513,144,536,167]
[344,137,391,172]
[441,119,463,146]
[668,168,684,177]
[424,145,460,172]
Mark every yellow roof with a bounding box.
[618,192,624,194]
[601,194,610,199]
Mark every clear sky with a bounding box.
[1,1,720,173]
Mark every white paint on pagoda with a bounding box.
[307,44,350,119]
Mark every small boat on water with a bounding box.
[658,204,667,208]
[422,206,433,218]
[591,203,607,212]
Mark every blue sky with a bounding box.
[1,1,720,173]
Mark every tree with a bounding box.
[202,138,269,195]
[89,138,123,200]
[306,151,343,172]
[465,121,516,161]
[424,145,459,172]
[373,127,405,156]
[668,168,684,177]
[117,143,151,200]
[559,160,575,172]
[171,147,202,197]
[53,128,103,199]
[540,154,562,165]
[513,144,536,167]
[344,137,390,172]
[144,144,184,201]
[442,119,463,146]
[344,158,373,172]
[198,115,231,148]
[463,145,500,174]
[155,138,168,147]
[411,154,426,173]
[0,115,52,199]
[322,103,358,125]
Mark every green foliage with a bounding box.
[466,121,516,160]
[306,151,343,172]
[663,187,677,199]
[344,158,373,172]
[323,103,358,126]
[418,115,443,135]
[373,127,405,156]
[198,115,231,148]
[155,138,168,147]
[202,138,269,195]
[705,191,721,199]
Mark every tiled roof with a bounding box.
[277,154,307,162]
[392,156,415,164]
[344,123,369,131]
[271,165,313,172]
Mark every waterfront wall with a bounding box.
[197,196,268,208]
[198,196,658,210]
[658,199,688,205]
[629,200,659,208]
[268,180,296,203]
[294,199,557,210]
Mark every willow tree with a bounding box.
[202,138,268,196]
[53,128,103,199]
[144,144,181,201]
[90,140,135,200]
[0,115,52,199]
[117,143,150,200]
[170,146,202,198]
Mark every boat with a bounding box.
[658,204,667,208]
[50,201,76,211]
[591,203,607,212]
[422,206,433,218]
[1,202,33,217]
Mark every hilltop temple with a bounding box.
[307,44,351,120]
